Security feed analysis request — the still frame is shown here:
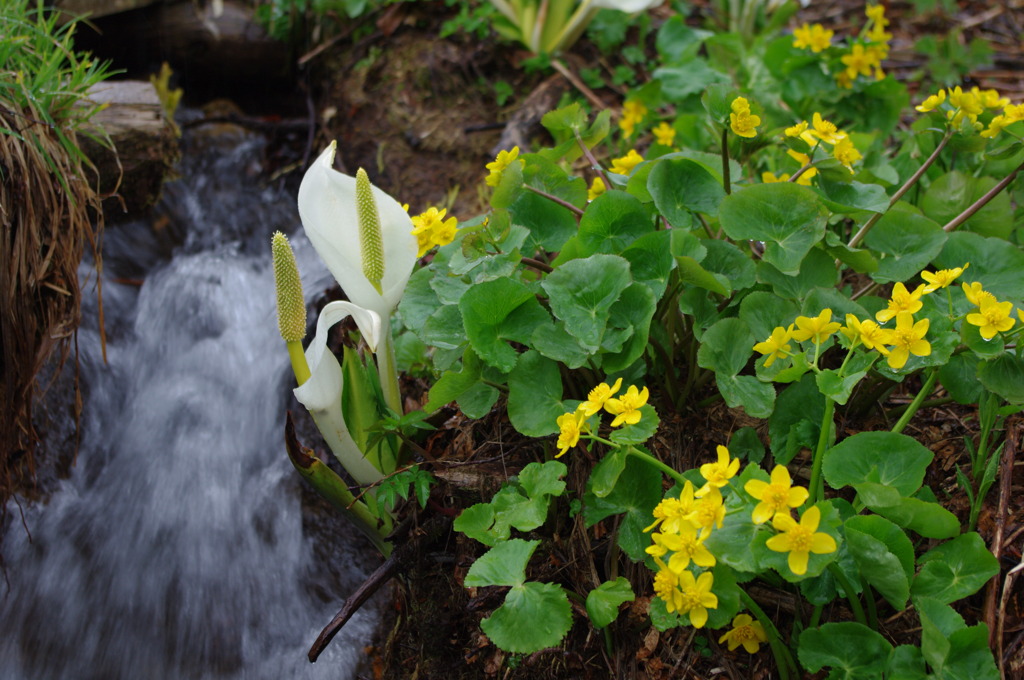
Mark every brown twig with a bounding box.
[989,417,1020,675]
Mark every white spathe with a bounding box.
[293,301,383,485]
[590,0,663,12]
[297,142,418,320]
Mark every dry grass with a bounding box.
[0,98,103,518]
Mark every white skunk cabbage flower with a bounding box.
[297,141,418,323]
[293,300,384,485]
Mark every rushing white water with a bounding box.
[0,129,380,679]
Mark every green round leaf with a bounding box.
[823,432,933,496]
[921,171,1013,239]
[542,254,633,352]
[696,317,754,376]
[798,622,894,679]
[577,190,653,256]
[934,231,1024,300]
[465,539,540,587]
[719,182,829,275]
[586,577,635,629]
[977,354,1024,404]
[481,581,572,653]
[912,532,1000,604]
[648,157,726,224]
[508,351,565,437]
[845,515,915,610]
[864,208,947,284]
[460,278,549,372]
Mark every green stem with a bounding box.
[890,368,938,434]
[808,603,823,629]
[287,339,311,385]
[523,183,585,216]
[721,128,731,195]
[624,446,689,489]
[807,397,835,506]
[739,588,797,680]
[828,563,866,626]
[860,576,879,630]
[377,317,403,421]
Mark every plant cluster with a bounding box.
[274,2,1021,676]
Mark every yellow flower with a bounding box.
[719,613,768,653]
[655,525,717,572]
[619,100,647,138]
[766,505,837,575]
[791,308,841,344]
[579,377,623,417]
[785,120,819,147]
[966,296,1016,340]
[981,115,1007,139]
[809,112,845,146]
[410,207,459,257]
[652,567,685,614]
[841,44,874,80]
[876,282,926,323]
[885,311,931,370]
[698,445,740,494]
[841,315,892,355]
[761,171,791,184]
[729,97,761,138]
[832,137,862,171]
[793,23,833,53]
[753,325,794,366]
[652,121,676,146]
[921,263,968,292]
[916,89,946,113]
[604,384,649,427]
[610,149,644,175]
[686,486,725,539]
[744,465,809,525]
[645,484,696,534]
[962,281,996,308]
[866,23,892,44]
[673,570,718,627]
[836,71,854,90]
[485,146,522,187]
[973,87,1008,109]
[865,3,888,26]
[588,176,607,201]
[1004,103,1024,123]
[555,409,586,458]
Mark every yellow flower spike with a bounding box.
[791,309,841,344]
[652,121,676,146]
[719,613,768,653]
[916,89,946,113]
[886,311,931,370]
[744,465,809,525]
[792,23,833,53]
[966,297,1016,340]
[610,149,644,176]
[355,168,386,296]
[580,377,623,417]
[876,282,926,323]
[555,409,587,458]
[729,97,761,138]
[604,384,649,427]
[753,324,794,366]
[698,445,740,494]
[272,231,311,386]
[485,146,522,187]
[766,505,837,576]
[686,486,725,539]
[832,137,862,171]
[662,525,717,572]
[921,263,968,293]
[675,571,718,628]
[587,176,606,201]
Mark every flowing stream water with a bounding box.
[1,123,380,679]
